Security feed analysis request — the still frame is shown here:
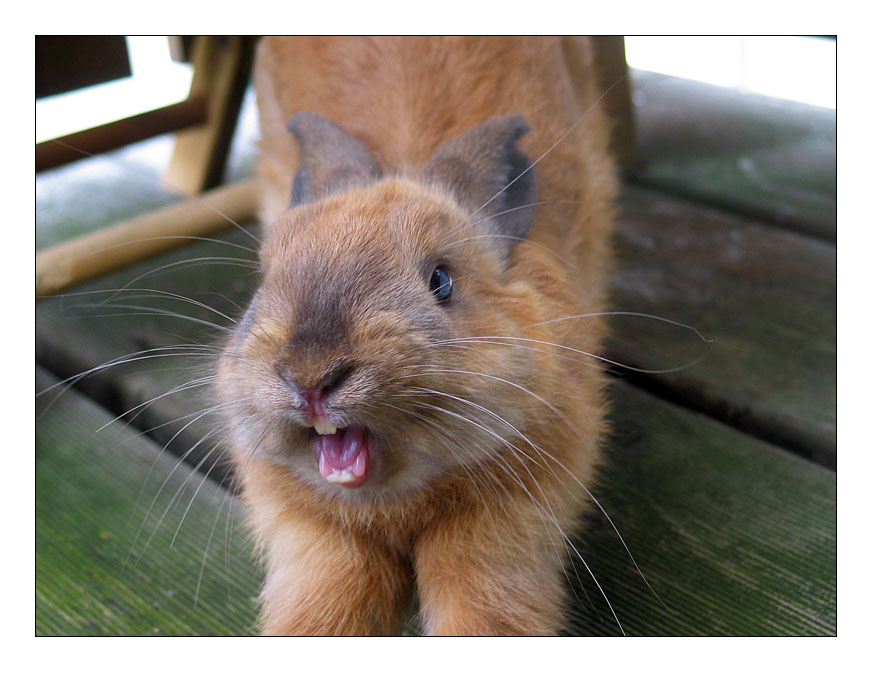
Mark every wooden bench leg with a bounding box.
[163,36,256,193]
[590,36,639,175]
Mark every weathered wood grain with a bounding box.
[567,382,835,635]
[35,367,261,636]
[36,229,259,486]
[630,70,835,241]
[609,185,836,467]
[35,367,835,636]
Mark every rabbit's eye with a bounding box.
[429,266,453,303]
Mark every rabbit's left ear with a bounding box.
[287,111,382,206]
[422,115,537,257]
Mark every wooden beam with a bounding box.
[36,96,208,172]
[35,178,259,297]
[590,36,639,174]
[163,36,256,193]
[611,185,835,467]
[629,70,836,241]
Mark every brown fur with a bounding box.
[216,36,616,635]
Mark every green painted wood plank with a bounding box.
[35,365,835,636]
[36,227,260,483]
[565,382,835,635]
[630,70,835,241]
[610,185,835,467]
[36,367,261,636]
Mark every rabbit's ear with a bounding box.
[287,111,382,206]
[422,115,537,256]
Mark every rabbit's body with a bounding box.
[216,36,616,635]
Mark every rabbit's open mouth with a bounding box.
[310,425,370,488]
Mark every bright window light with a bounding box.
[36,37,194,143]
[625,36,836,109]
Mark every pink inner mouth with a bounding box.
[312,426,369,488]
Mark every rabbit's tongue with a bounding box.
[313,426,369,487]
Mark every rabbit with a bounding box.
[215,36,616,635]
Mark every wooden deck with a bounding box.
[35,71,836,636]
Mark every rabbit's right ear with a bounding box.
[287,111,382,206]
[422,115,537,260]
